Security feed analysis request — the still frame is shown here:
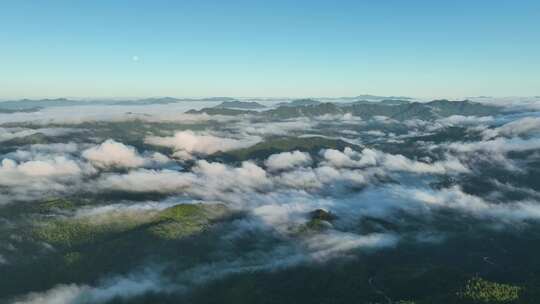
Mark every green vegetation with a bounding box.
[264,102,341,119]
[275,98,321,107]
[0,107,42,113]
[213,100,266,109]
[63,251,82,265]
[190,99,502,121]
[36,198,77,213]
[309,209,336,221]
[149,203,228,240]
[34,217,133,247]
[1,133,51,147]
[297,209,336,234]
[190,98,501,120]
[33,203,228,247]
[301,218,331,232]
[458,277,522,303]
[0,99,534,304]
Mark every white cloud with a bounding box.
[12,284,85,304]
[192,160,271,192]
[321,147,377,168]
[145,130,259,156]
[400,186,540,222]
[265,151,312,171]
[315,113,362,123]
[381,153,468,174]
[483,116,540,139]
[74,201,187,219]
[239,119,315,136]
[276,166,371,190]
[94,160,273,199]
[0,154,95,204]
[321,147,467,174]
[0,157,84,185]
[372,115,397,124]
[305,232,398,261]
[446,137,540,153]
[149,152,170,164]
[6,101,540,300]
[364,130,386,136]
[276,168,322,189]
[82,139,146,169]
[471,96,540,110]
[96,169,194,193]
[437,115,494,126]
[12,271,164,304]
[0,102,232,125]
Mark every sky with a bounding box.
[0,0,539,99]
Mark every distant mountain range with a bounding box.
[0,96,507,121]
[213,100,266,109]
[0,97,244,111]
[276,99,321,107]
[0,97,180,111]
[0,95,413,112]
[190,98,503,121]
[342,94,413,101]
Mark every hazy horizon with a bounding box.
[2,94,540,102]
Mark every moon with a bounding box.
[132,55,140,62]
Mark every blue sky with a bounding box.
[1,0,539,99]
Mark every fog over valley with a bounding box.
[0,96,539,303]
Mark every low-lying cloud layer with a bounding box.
[2,99,540,303]
[145,130,260,159]
[82,140,147,169]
